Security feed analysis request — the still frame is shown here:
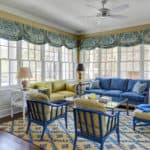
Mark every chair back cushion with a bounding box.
[29,93,50,121]
[76,99,106,137]
[52,80,66,92]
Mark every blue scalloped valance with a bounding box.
[80,29,150,50]
[0,18,77,49]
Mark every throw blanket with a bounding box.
[136,104,150,112]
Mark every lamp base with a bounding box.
[22,80,28,90]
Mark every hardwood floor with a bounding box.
[0,131,43,150]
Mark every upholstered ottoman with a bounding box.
[133,104,150,130]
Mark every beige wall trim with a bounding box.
[0,10,77,39]
[78,24,150,40]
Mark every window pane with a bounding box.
[0,46,8,58]
[120,45,140,79]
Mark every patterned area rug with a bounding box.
[0,111,150,150]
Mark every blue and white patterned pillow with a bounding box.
[89,80,101,89]
[132,82,147,94]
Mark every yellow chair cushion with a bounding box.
[76,99,106,137]
[52,80,66,92]
[50,93,65,101]
[57,91,75,98]
[133,109,150,120]
[66,83,76,92]
[29,93,50,121]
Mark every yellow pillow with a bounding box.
[66,83,76,92]
[29,93,49,102]
[52,80,66,92]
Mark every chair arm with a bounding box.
[45,101,68,107]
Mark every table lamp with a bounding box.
[17,67,32,90]
[76,63,85,83]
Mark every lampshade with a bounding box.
[76,63,85,71]
[17,67,32,79]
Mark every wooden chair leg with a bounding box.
[26,121,31,134]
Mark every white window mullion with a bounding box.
[58,47,62,80]
[41,45,45,81]
[140,44,144,79]
[117,47,121,77]
[99,48,101,77]
[0,60,1,86]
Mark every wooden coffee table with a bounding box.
[0,131,43,150]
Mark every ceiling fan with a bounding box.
[84,0,128,19]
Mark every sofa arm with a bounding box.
[66,83,76,93]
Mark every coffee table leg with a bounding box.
[126,100,129,115]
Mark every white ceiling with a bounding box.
[0,0,150,34]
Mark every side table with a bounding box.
[76,82,90,96]
[11,89,38,119]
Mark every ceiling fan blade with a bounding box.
[111,4,129,13]
[109,14,127,19]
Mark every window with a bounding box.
[120,45,141,79]
[0,39,17,86]
[100,48,118,77]
[61,46,76,80]
[44,44,60,80]
[81,48,100,80]
[21,40,42,82]
[144,45,150,79]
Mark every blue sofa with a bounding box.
[85,78,150,105]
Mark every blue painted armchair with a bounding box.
[26,93,68,140]
[73,100,120,150]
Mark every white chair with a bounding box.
[11,89,38,119]
[11,90,24,119]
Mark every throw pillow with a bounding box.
[89,80,101,89]
[132,81,147,94]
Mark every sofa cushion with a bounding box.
[104,90,123,97]
[52,80,66,92]
[127,79,150,92]
[132,81,147,94]
[66,83,76,92]
[89,80,101,89]
[96,78,111,90]
[110,78,128,91]
[85,89,106,95]
[121,92,145,101]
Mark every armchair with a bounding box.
[26,93,68,140]
[73,100,120,150]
